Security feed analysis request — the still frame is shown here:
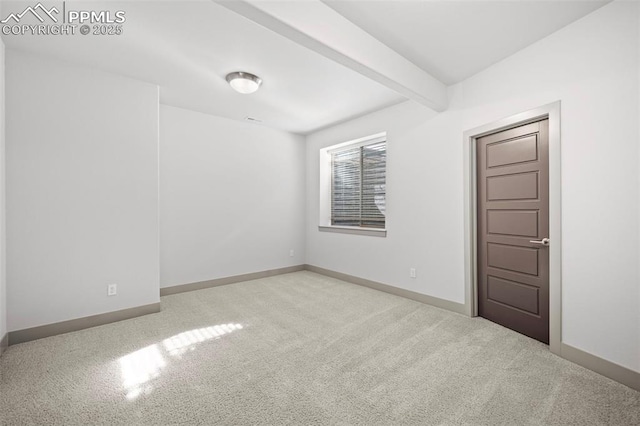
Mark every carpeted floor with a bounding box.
[1,271,638,425]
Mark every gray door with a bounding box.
[477,119,549,343]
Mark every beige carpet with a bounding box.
[1,271,638,425]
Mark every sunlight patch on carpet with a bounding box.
[119,344,166,400]
[163,323,244,357]
[118,323,244,400]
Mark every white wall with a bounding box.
[0,37,6,342]
[306,1,640,371]
[160,105,305,288]
[6,50,160,331]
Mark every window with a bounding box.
[331,140,386,228]
[318,133,386,236]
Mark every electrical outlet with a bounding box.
[108,284,117,296]
[409,268,417,278]
[289,249,294,257]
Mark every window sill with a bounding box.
[318,225,387,237]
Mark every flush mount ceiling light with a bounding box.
[226,71,262,94]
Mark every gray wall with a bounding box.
[159,105,305,288]
[6,50,161,331]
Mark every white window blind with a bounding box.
[331,140,386,228]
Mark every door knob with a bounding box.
[529,238,550,246]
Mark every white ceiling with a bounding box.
[325,0,610,85]
[1,0,610,133]
[1,0,404,134]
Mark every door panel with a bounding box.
[487,243,539,276]
[487,276,539,315]
[487,210,538,237]
[487,134,538,168]
[487,172,539,201]
[477,119,549,343]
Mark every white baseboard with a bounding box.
[0,332,7,356]
[561,343,640,391]
[8,303,161,346]
[160,265,306,296]
[304,264,467,315]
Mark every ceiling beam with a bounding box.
[216,0,448,112]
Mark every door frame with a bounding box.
[462,101,562,355]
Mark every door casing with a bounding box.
[462,101,562,355]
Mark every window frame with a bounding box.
[318,132,387,237]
